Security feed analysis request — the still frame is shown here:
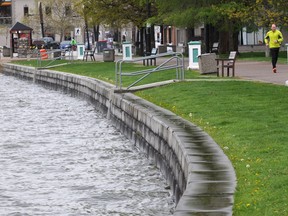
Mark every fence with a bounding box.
[115,52,185,90]
[36,49,75,69]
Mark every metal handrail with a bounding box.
[36,48,74,69]
[115,52,185,89]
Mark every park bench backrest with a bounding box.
[229,51,237,61]
[211,42,219,53]
[151,48,158,55]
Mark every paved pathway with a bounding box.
[235,61,288,85]
[1,54,288,86]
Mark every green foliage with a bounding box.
[74,0,288,38]
[11,60,199,87]
[153,0,288,32]
[81,0,157,27]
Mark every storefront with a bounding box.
[0,0,12,25]
[10,22,33,57]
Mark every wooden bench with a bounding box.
[216,51,237,77]
[83,47,96,61]
[211,42,219,54]
[143,48,158,66]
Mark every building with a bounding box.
[0,0,12,46]
[0,0,86,52]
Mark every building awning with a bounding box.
[10,22,33,32]
[0,2,12,6]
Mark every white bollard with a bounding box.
[122,42,132,60]
[188,41,201,69]
[77,44,85,60]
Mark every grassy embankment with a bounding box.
[12,52,288,216]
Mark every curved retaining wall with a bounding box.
[2,63,236,215]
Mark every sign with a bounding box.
[75,28,81,36]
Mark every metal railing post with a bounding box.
[115,52,185,90]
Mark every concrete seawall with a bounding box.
[2,63,236,215]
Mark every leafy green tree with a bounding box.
[154,0,256,53]
[42,0,83,41]
[23,0,82,41]
[253,0,288,28]
[80,0,157,54]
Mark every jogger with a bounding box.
[265,24,283,73]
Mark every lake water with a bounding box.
[0,74,174,216]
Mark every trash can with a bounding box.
[158,45,167,53]
[103,48,115,62]
[3,46,10,57]
[53,50,61,59]
[198,53,217,74]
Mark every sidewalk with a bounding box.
[1,54,287,86]
[96,54,288,86]
[235,61,288,85]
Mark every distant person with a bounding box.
[71,37,77,51]
[265,24,283,73]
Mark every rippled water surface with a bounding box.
[0,75,174,216]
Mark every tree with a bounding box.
[22,0,82,41]
[42,0,83,41]
[80,0,158,55]
[253,0,288,28]
[153,0,255,53]
[80,0,156,28]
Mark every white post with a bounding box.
[286,43,288,64]
[122,42,132,60]
[77,44,85,60]
[188,41,201,69]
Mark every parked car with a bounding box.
[32,39,45,49]
[32,37,59,49]
[59,40,72,51]
[42,36,54,44]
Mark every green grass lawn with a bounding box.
[135,81,288,216]
[11,59,202,87]
[10,54,288,215]
[237,51,287,64]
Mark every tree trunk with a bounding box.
[219,31,229,54]
[139,27,144,56]
[218,30,238,54]
[150,25,155,49]
[186,27,195,42]
[94,25,99,42]
[160,25,164,44]
[232,31,239,52]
